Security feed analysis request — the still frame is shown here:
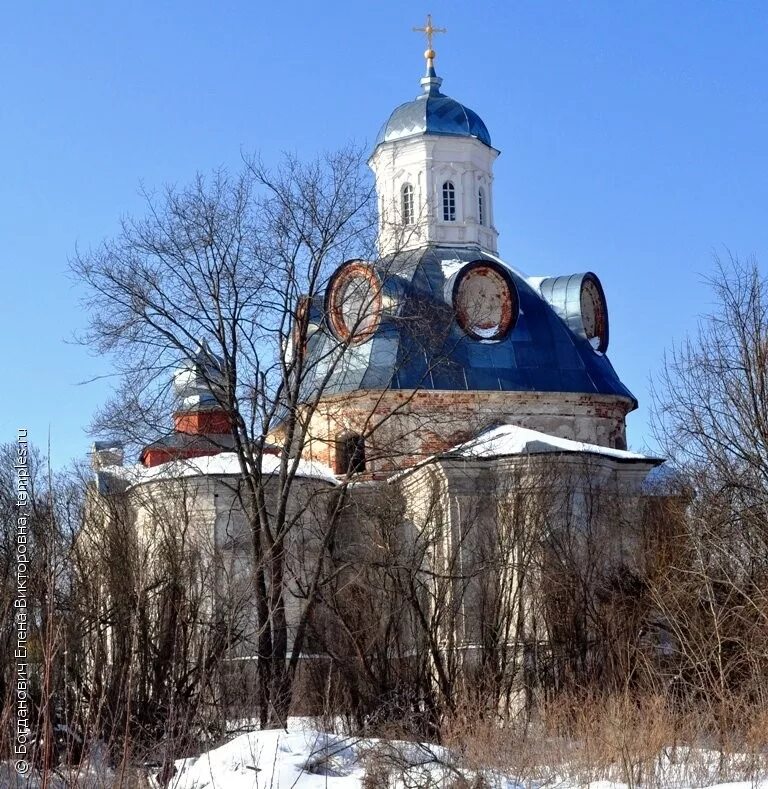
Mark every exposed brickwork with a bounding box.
[272,389,634,476]
[138,408,234,467]
[173,409,232,435]
[140,446,220,468]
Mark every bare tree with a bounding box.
[653,254,768,489]
[650,253,768,713]
[0,443,85,776]
[71,147,455,728]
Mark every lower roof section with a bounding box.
[95,451,338,494]
[448,424,663,465]
[390,423,663,484]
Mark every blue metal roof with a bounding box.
[374,67,492,150]
[301,245,637,408]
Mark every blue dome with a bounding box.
[374,70,492,149]
[301,245,637,408]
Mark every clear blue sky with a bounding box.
[2,1,767,467]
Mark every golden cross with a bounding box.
[413,13,446,54]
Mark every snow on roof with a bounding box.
[439,257,468,278]
[449,424,662,463]
[100,451,338,489]
[526,275,550,291]
[440,252,530,282]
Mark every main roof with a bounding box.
[301,245,636,406]
[374,66,492,150]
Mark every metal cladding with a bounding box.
[374,68,492,150]
[301,245,637,408]
[141,432,235,455]
[537,273,609,353]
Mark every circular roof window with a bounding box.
[453,262,518,341]
[327,261,382,345]
[579,275,609,353]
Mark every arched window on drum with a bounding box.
[401,183,414,225]
[442,181,456,222]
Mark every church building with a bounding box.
[89,20,663,710]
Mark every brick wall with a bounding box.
[285,389,633,475]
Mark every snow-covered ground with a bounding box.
[162,723,455,788]
[160,721,768,789]
[2,721,767,788]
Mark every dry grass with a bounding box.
[437,692,768,789]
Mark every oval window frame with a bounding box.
[579,273,609,353]
[452,261,519,341]
[326,261,383,346]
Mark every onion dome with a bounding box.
[138,339,233,468]
[172,339,226,411]
[374,58,491,149]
